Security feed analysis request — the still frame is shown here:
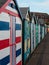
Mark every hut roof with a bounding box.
[30,12,48,19]
[0,0,7,8]
[20,7,29,18]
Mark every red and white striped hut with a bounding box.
[0,0,22,65]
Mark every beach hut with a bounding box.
[0,0,22,65]
[30,13,36,53]
[20,7,31,64]
[38,18,45,41]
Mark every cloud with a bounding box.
[17,0,49,8]
[17,0,49,14]
[29,0,49,14]
[29,0,49,7]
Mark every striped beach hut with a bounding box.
[0,0,22,65]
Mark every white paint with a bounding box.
[34,24,36,48]
[16,42,21,50]
[32,17,34,23]
[16,54,22,64]
[0,47,10,59]
[0,12,10,22]
[0,31,10,40]
[16,17,22,24]
[16,30,21,37]
[7,63,10,65]
[6,6,18,14]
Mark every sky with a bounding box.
[17,0,49,14]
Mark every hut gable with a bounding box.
[30,12,49,24]
[20,7,30,21]
[30,12,37,24]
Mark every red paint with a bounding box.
[0,0,20,17]
[0,39,9,50]
[1,9,19,17]
[16,61,22,65]
[0,37,21,50]
[9,43,16,46]
[0,0,11,13]
[1,0,12,9]
[10,36,22,45]
[16,37,21,43]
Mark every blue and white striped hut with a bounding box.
[0,0,22,65]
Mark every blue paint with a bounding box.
[0,55,10,65]
[0,21,9,30]
[0,48,21,65]
[15,24,21,30]
[16,48,21,57]
[0,21,21,30]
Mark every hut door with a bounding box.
[10,16,16,65]
[31,23,34,53]
[38,25,40,43]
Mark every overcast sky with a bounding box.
[17,0,49,14]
